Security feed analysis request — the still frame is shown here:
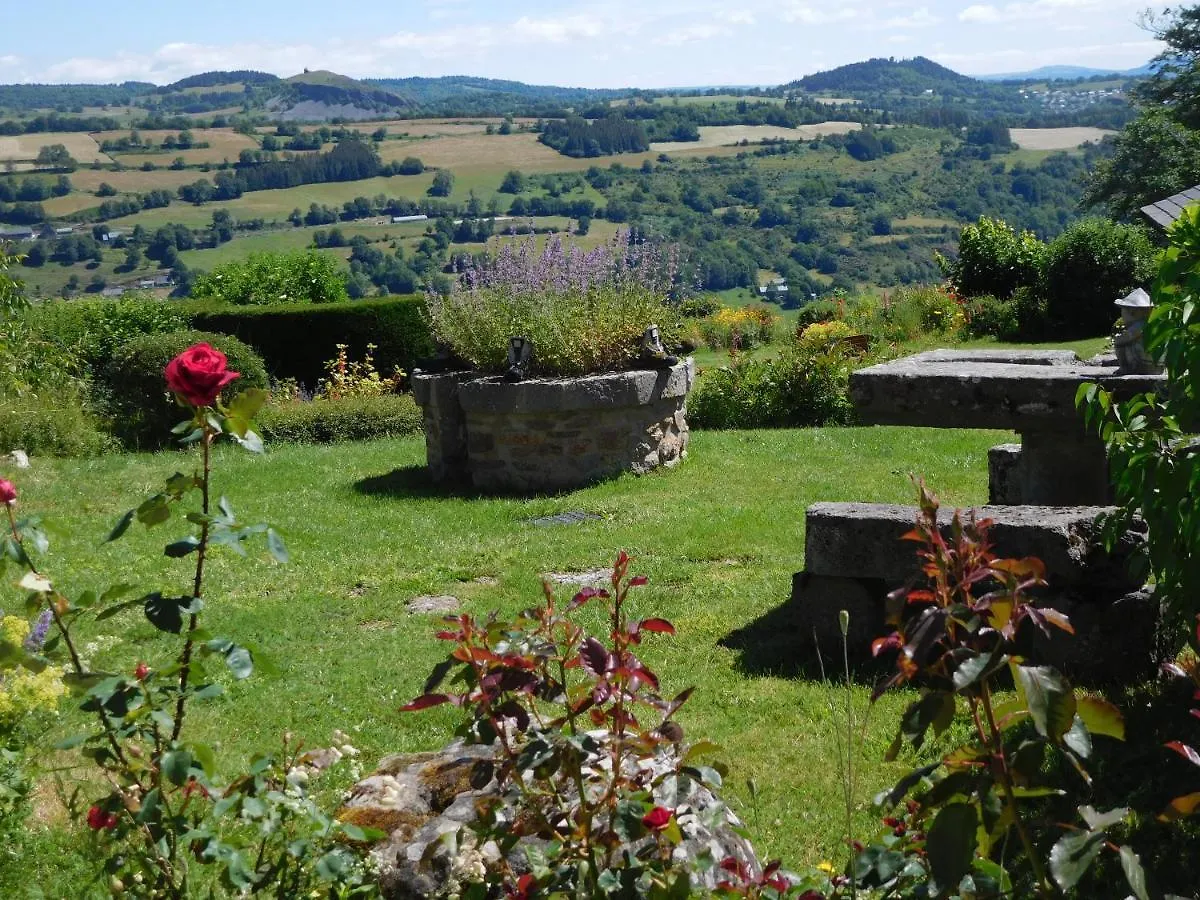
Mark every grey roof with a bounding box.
[1141,186,1200,228]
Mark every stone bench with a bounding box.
[849,349,1165,506]
[791,501,1160,684]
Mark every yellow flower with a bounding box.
[0,666,66,722]
[817,861,837,874]
[0,615,30,649]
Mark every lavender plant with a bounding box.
[426,229,684,376]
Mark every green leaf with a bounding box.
[106,510,135,543]
[1119,845,1149,900]
[165,536,201,558]
[1079,805,1129,831]
[189,742,217,777]
[143,594,190,634]
[233,429,265,454]
[901,690,955,751]
[136,495,172,528]
[1049,829,1106,891]
[1076,696,1125,740]
[226,389,268,431]
[226,646,252,680]
[100,583,134,604]
[926,803,978,893]
[1064,715,1093,759]
[161,749,193,786]
[266,528,288,564]
[1016,665,1076,741]
[53,733,90,751]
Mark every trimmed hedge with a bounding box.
[102,330,269,449]
[188,295,434,387]
[257,394,422,444]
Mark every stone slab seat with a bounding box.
[789,501,1161,684]
[849,349,1164,431]
[804,501,1143,591]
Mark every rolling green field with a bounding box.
[3,425,1013,893]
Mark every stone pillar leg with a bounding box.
[988,443,1024,505]
[1018,429,1111,506]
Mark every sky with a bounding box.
[0,0,1166,88]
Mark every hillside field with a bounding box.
[650,121,861,152]
[0,132,110,163]
[1010,126,1116,149]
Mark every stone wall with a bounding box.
[414,360,694,492]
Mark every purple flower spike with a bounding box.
[25,609,52,652]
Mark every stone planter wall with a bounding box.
[413,359,694,492]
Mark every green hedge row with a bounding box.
[187,294,434,387]
[257,395,423,444]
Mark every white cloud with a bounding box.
[959,4,1002,23]
[0,55,19,67]
[937,37,1162,72]
[719,10,757,25]
[886,6,941,27]
[959,0,1145,25]
[656,24,727,46]
[779,2,859,25]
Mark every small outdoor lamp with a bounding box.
[505,336,533,382]
[638,325,678,370]
[1113,288,1161,375]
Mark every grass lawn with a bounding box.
[3,426,1011,893]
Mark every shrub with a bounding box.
[689,341,857,429]
[1042,218,1157,339]
[940,215,1046,300]
[257,394,422,444]
[426,231,682,376]
[961,293,1021,339]
[189,294,431,387]
[0,388,115,457]
[102,330,268,448]
[189,250,349,306]
[316,343,404,399]
[25,294,187,372]
[698,305,779,350]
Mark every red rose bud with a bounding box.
[0,479,15,506]
[164,343,240,408]
[642,806,672,831]
[134,662,149,681]
[86,805,118,831]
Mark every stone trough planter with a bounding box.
[412,359,694,492]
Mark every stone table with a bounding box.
[849,349,1165,505]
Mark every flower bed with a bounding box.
[414,359,694,492]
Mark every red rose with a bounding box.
[86,805,118,831]
[0,479,15,506]
[642,806,672,831]
[164,343,240,408]
[134,662,149,681]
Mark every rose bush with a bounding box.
[1,343,375,897]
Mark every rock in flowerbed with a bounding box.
[338,737,764,898]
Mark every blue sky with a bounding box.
[0,0,1164,86]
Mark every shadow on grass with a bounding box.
[353,466,482,500]
[719,588,889,685]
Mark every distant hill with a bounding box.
[791,57,973,95]
[270,70,413,120]
[976,62,1157,81]
[365,75,628,114]
[160,70,280,92]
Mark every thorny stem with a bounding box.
[171,423,212,743]
[6,504,135,774]
[980,682,1054,899]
